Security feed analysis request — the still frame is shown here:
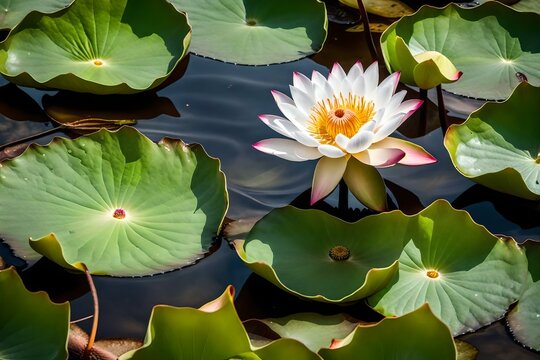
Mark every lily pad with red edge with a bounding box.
[0,0,73,32]
[0,0,191,94]
[444,82,540,200]
[0,267,70,360]
[507,240,540,351]
[380,2,540,99]
[168,0,327,65]
[234,206,407,303]
[0,127,228,276]
[318,304,456,359]
[119,286,319,360]
[368,200,528,336]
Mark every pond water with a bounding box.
[0,18,539,360]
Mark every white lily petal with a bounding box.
[293,72,314,96]
[328,63,349,95]
[371,113,405,143]
[335,133,350,149]
[279,102,310,129]
[347,61,364,83]
[375,72,400,109]
[396,99,424,120]
[351,75,365,98]
[293,130,320,147]
[346,130,375,154]
[312,71,334,102]
[318,144,346,158]
[311,156,349,205]
[384,90,407,116]
[253,139,322,162]
[363,61,379,100]
[353,148,406,168]
[371,108,385,128]
[289,85,315,116]
[259,114,299,138]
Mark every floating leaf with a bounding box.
[368,200,528,335]
[318,305,456,359]
[235,206,406,303]
[0,0,191,94]
[507,240,540,351]
[0,0,73,31]
[0,127,228,276]
[445,82,540,200]
[346,22,388,33]
[381,2,540,99]
[0,267,69,360]
[338,0,413,18]
[119,286,318,359]
[168,0,327,65]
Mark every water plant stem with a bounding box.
[339,180,349,214]
[356,0,379,62]
[419,88,428,133]
[82,265,99,360]
[436,85,448,133]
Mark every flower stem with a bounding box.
[339,180,349,215]
[419,88,428,133]
[356,0,379,63]
[82,265,99,360]
[436,85,448,133]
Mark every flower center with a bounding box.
[93,59,104,66]
[113,208,126,220]
[329,245,350,261]
[307,93,375,146]
[426,270,439,279]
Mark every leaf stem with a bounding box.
[356,0,379,62]
[82,265,99,360]
[436,85,448,133]
[419,88,428,133]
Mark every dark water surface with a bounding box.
[0,22,539,359]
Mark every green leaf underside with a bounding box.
[120,287,318,359]
[169,0,327,65]
[0,0,191,94]
[0,0,73,30]
[259,313,358,352]
[381,2,540,100]
[0,127,227,276]
[445,82,540,199]
[237,206,407,303]
[368,200,527,335]
[318,305,456,360]
[507,241,540,351]
[0,268,70,360]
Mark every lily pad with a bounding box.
[0,267,70,360]
[0,127,228,276]
[0,0,73,31]
[0,0,191,94]
[168,0,327,65]
[380,2,540,99]
[444,82,540,200]
[507,240,540,351]
[368,200,528,335]
[120,286,318,360]
[318,304,456,359]
[234,206,407,303]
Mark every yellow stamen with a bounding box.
[307,93,375,147]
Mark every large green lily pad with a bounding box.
[168,0,327,65]
[318,305,456,360]
[381,2,540,99]
[368,200,528,335]
[0,0,73,31]
[507,240,540,351]
[444,82,540,200]
[0,267,70,360]
[120,286,319,359]
[0,0,191,94]
[0,127,228,276]
[234,206,407,303]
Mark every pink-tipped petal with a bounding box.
[311,156,349,205]
[318,144,346,158]
[353,148,406,168]
[293,71,314,95]
[453,70,463,81]
[289,85,315,115]
[347,61,364,83]
[371,137,437,166]
[396,99,424,122]
[258,115,319,147]
[343,158,388,212]
[363,61,379,96]
[253,139,322,162]
[329,63,349,95]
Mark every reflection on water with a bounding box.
[0,28,539,358]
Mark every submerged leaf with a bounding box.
[338,0,413,18]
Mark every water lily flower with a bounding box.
[253,62,436,211]
[385,36,462,89]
